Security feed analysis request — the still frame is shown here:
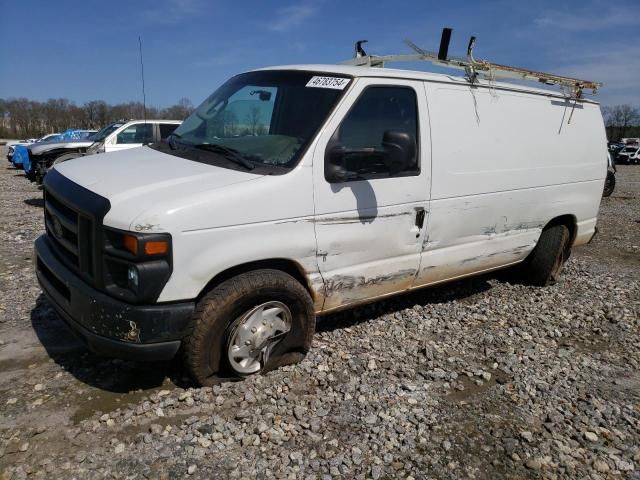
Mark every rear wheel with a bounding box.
[183,269,315,386]
[519,224,570,286]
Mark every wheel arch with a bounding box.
[543,214,577,254]
[196,258,317,303]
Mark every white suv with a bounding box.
[80,119,182,156]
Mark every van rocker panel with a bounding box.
[35,235,194,361]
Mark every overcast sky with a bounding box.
[1,0,638,108]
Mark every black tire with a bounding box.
[183,269,315,386]
[520,225,570,287]
[602,171,615,197]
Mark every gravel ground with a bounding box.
[0,144,638,480]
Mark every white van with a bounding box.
[35,65,606,385]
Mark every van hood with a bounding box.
[53,146,262,212]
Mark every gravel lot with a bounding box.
[0,144,638,480]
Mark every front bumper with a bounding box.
[35,235,195,361]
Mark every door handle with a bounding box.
[415,208,426,229]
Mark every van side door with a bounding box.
[414,82,574,288]
[312,78,431,312]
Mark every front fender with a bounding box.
[157,219,323,310]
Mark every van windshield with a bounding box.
[167,70,351,169]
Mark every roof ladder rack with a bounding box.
[342,28,602,98]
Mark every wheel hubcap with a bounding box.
[227,301,292,375]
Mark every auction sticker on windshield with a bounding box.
[305,76,350,90]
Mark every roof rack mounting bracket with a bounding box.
[343,29,602,98]
[438,28,452,61]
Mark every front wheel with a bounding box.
[602,170,615,197]
[183,269,315,386]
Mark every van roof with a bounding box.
[257,64,600,105]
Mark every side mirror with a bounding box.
[325,144,355,183]
[324,130,416,182]
[382,130,415,175]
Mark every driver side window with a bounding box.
[328,86,419,179]
[116,124,153,144]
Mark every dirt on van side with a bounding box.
[0,145,638,480]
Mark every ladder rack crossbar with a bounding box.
[341,40,602,96]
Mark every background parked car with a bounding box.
[7,133,59,163]
[12,129,95,168]
[26,122,130,180]
[27,120,181,183]
[52,119,181,166]
[607,141,625,157]
[20,128,103,182]
[87,119,181,154]
[6,138,38,148]
[616,145,640,164]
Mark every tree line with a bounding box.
[0,97,195,138]
[1,96,639,141]
[601,104,640,141]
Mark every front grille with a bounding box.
[37,258,70,301]
[42,169,111,291]
[44,188,94,278]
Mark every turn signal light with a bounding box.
[123,235,138,255]
[144,240,169,255]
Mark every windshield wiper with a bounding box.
[193,143,255,170]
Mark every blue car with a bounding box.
[11,144,30,168]
[17,129,96,173]
[7,133,59,164]
[12,129,94,168]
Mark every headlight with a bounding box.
[102,228,173,303]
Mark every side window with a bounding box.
[116,124,153,144]
[159,123,179,140]
[326,86,419,181]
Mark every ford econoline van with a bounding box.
[34,65,607,385]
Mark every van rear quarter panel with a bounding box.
[417,83,606,284]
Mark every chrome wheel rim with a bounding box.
[227,301,292,375]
